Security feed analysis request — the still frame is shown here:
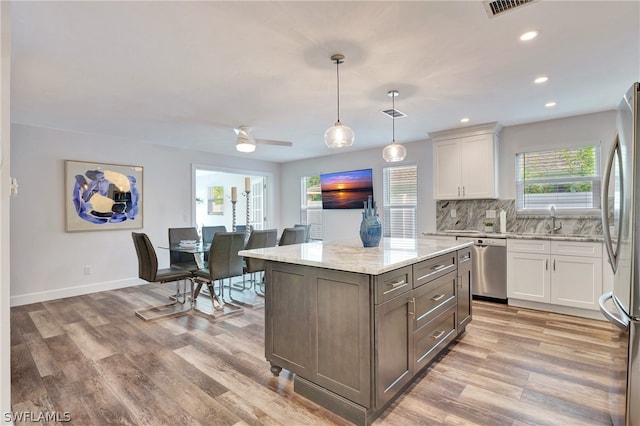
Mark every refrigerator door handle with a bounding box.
[601,133,622,273]
[599,291,629,331]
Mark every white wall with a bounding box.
[10,123,281,305]
[280,139,435,240]
[1,1,11,419]
[498,110,617,198]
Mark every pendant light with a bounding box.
[324,54,354,148]
[382,90,407,162]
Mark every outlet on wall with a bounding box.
[486,209,496,219]
[83,265,91,276]
[450,209,457,218]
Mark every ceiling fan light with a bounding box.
[324,121,354,148]
[236,136,256,152]
[382,141,406,162]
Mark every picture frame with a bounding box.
[65,160,144,232]
[208,185,224,215]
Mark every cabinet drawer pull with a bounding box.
[458,187,461,197]
[432,330,445,340]
[416,264,453,282]
[382,279,407,295]
[460,254,470,262]
[431,293,445,302]
[408,297,416,317]
[545,259,549,270]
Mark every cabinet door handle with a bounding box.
[408,297,416,317]
[431,293,445,302]
[462,186,465,196]
[382,279,407,295]
[546,259,549,270]
[432,330,445,340]
[553,259,556,271]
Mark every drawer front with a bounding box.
[507,239,551,254]
[413,253,457,288]
[458,247,472,265]
[414,304,457,372]
[413,271,457,331]
[551,240,602,258]
[374,265,413,304]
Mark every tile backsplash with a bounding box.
[436,199,603,236]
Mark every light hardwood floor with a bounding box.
[11,283,626,425]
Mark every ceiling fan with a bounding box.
[234,126,293,153]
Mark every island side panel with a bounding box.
[265,262,312,375]
[313,268,372,407]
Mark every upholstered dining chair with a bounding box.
[201,225,227,262]
[131,232,193,321]
[279,227,306,246]
[192,231,245,317]
[242,229,278,295]
[168,227,200,272]
[294,224,312,242]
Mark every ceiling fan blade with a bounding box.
[255,139,293,147]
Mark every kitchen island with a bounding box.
[239,237,473,425]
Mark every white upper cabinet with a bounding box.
[431,122,501,200]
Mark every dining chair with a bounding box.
[201,225,227,262]
[131,232,193,321]
[294,224,312,242]
[242,229,278,295]
[202,225,227,246]
[192,231,245,317]
[279,227,306,246]
[168,227,200,272]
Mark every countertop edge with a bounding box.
[424,231,603,242]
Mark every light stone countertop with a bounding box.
[239,237,473,276]
[425,231,603,242]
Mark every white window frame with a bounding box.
[515,145,601,215]
[383,164,417,239]
[300,175,323,240]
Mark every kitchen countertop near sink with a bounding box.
[425,231,603,242]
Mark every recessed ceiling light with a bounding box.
[460,117,470,123]
[534,76,548,84]
[545,101,557,108]
[520,30,539,41]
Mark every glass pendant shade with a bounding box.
[382,140,406,162]
[324,121,355,148]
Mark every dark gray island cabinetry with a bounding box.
[239,238,473,425]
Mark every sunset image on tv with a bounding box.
[320,168,374,209]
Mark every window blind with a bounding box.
[515,146,600,211]
[383,165,417,238]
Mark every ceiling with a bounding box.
[9,1,640,163]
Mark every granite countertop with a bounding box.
[239,237,473,275]
[425,231,603,242]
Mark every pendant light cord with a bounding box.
[392,91,395,142]
[335,58,341,122]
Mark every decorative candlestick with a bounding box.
[244,189,251,243]
[231,200,237,231]
[231,186,238,231]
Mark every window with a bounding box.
[516,146,600,212]
[383,165,417,238]
[301,175,323,240]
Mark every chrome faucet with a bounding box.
[550,205,562,234]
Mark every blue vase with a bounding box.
[360,215,382,248]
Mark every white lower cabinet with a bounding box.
[507,239,602,310]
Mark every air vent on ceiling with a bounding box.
[381,108,406,119]
[483,0,535,17]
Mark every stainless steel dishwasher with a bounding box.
[456,236,507,302]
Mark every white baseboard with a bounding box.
[10,277,146,307]
[508,298,606,321]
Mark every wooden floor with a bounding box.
[11,283,627,425]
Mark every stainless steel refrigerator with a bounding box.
[600,81,640,426]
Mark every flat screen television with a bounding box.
[320,168,374,209]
